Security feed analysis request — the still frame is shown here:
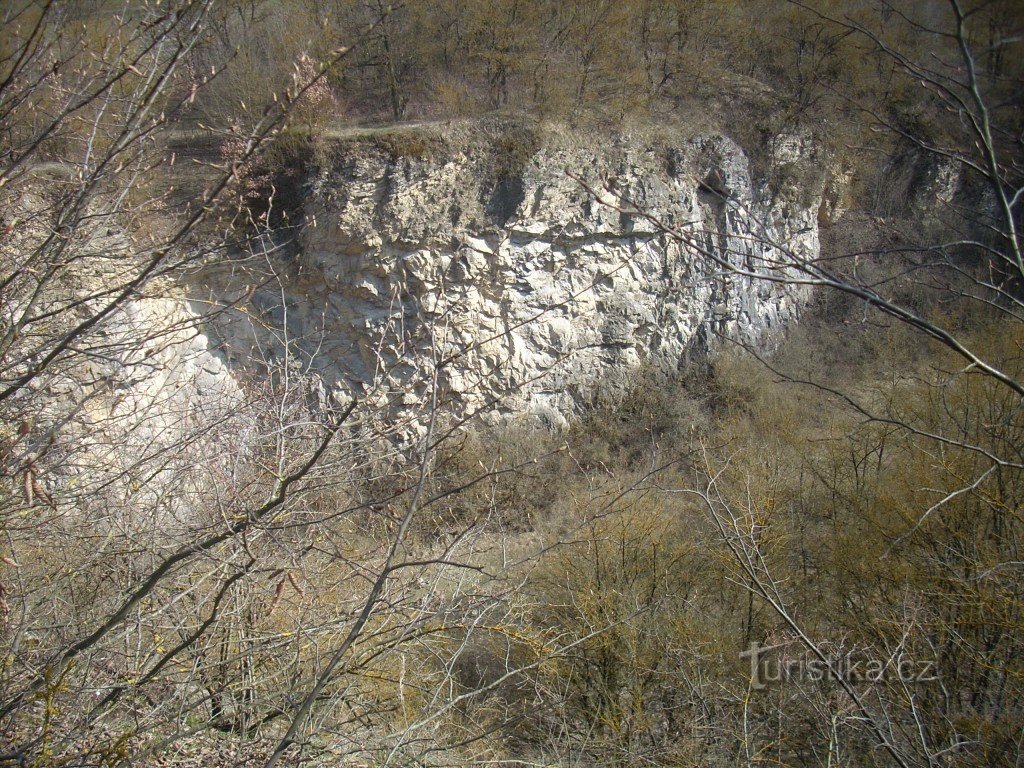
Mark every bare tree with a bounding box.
[565,2,1024,765]
[0,10,635,766]
[0,2,371,763]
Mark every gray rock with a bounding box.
[207,126,821,430]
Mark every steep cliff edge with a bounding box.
[204,122,824,428]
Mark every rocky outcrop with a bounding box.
[207,122,822,429]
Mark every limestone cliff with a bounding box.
[205,122,823,428]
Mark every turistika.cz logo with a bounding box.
[740,641,939,690]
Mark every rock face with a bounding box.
[211,123,821,428]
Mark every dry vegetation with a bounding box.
[0,1,1022,767]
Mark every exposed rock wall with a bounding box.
[209,123,822,428]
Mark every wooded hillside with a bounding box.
[1,2,1022,766]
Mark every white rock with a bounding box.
[209,128,821,429]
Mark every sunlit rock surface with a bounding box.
[208,124,822,428]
